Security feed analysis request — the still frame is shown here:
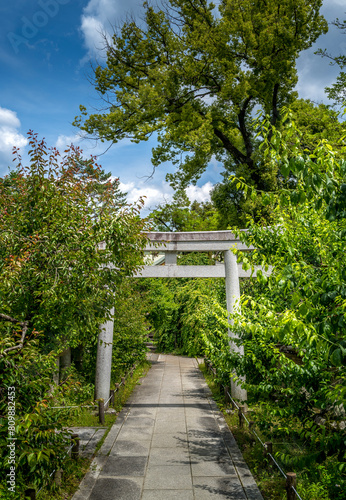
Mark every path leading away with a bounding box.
[72,355,263,500]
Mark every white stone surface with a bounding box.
[144,240,253,252]
[144,230,254,252]
[135,264,272,278]
[164,251,177,265]
[95,307,115,402]
[224,250,247,401]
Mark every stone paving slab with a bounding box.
[67,427,108,457]
[101,456,148,476]
[109,440,151,457]
[72,354,264,500]
[88,478,143,500]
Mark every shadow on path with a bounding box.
[72,354,263,500]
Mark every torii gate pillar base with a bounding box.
[230,376,247,401]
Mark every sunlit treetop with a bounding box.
[75,0,327,194]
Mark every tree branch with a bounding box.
[213,127,247,165]
[152,215,172,231]
[0,314,29,357]
[268,82,280,143]
[238,96,253,160]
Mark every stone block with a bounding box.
[101,456,147,477]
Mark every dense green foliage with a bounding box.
[0,133,146,352]
[227,124,346,455]
[111,281,150,380]
[0,133,148,496]
[211,98,346,228]
[150,191,220,231]
[289,99,346,151]
[136,252,226,356]
[0,334,72,498]
[64,280,150,395]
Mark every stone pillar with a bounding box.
[95,307,114,401]
[165,251,177,265]
[224,249,247,401]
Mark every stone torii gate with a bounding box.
[95,231,269,403]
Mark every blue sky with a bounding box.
[0,0,345,212]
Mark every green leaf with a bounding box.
[330,348,343,367]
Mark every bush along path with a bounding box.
[202,359,311,500]
[0,134,149,499]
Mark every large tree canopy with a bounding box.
[75,0,327,197]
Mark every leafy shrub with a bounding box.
[111,281,149,380]
[0,333,72,496]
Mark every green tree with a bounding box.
[211,99,346,227]
[0,132,147,495]
[0,132,147,352]
[73,154,128,209]
[209,124,346,497]
[289,98,346,150]
[211,170,256,228]
[0,330,71,498]
[75,0,327,214]
[111,280,150,379]
[150,190,220,231]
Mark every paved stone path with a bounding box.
[72,354,263,500]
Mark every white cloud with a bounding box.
[80,14,109,63]
[79,0,146,63]
[118,180,212,212]
[185,182,212,203]
[119,181,174,209]
[0,107,21,129]
[0,107,28,173]
[55,133,83,150]
[118,180,135,192]
[79,0,122,63]
[83,0,119,26]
